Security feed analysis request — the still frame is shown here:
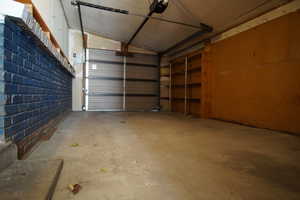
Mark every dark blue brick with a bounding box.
[3,50,12,62]
[0,116,11,128]
[11,95,23,104]
[12,74,23,84]
[4,39,18,52]
[4,26,13,41]
[18,103,30,112]
[5,120,27,138]
[0,24,4,36]
[0,36,4,48]
[3,60,18,73]
[3,104,18,115]
[4,83,18,94]
[0,70,12,82]
[0,94,12,105]
[12,112,27,124]
[0,18,72,143]
[13,130,25,142]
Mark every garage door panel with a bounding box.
[85,49,158,111]
[126,54,158,65]
[88,62,123,78]
[126,97,157,111]
[88,79,123,94]
[89,49,123,62]
[125,53,159,111]
[88,96,123,111]
[126,65,158,80]
[126,82,157,95]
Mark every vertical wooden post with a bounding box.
[123,56,127,111]
[169,63,172,112]
[184,56,188,115]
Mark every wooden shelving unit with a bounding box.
[169,51,203,116]
[159,65,171,111]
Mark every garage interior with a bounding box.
[0,0,300,199]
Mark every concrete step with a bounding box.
[0,142,17,172]
[0,159,64,200]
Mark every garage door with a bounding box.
[85,49,159,111]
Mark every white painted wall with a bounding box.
[69,30,84,111]
[31,0,69,56]
[0,0,26,18]
[87,33,157,55]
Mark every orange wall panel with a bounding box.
[207,10,300,134]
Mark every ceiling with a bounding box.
[62,0,290,53]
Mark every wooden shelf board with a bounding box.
[188,53,202,60]
[189,68,202,73]
[172,98,201,102]
[170,83,201,88]
[160,74,170,77]
[171,67,201,75]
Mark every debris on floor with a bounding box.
[70,143,79,147]
[120,121,126,124]
[68,184,82,194]
[100,168,107,173]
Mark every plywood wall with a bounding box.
[204,10,300,134]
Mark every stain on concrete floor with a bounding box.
[28,112,300,200]
[219,150,300,193]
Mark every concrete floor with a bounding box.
[29,112,300,200]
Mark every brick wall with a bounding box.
[0,17,72,152]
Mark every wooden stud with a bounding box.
[184,56,188,115]
[169,63,172,112]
